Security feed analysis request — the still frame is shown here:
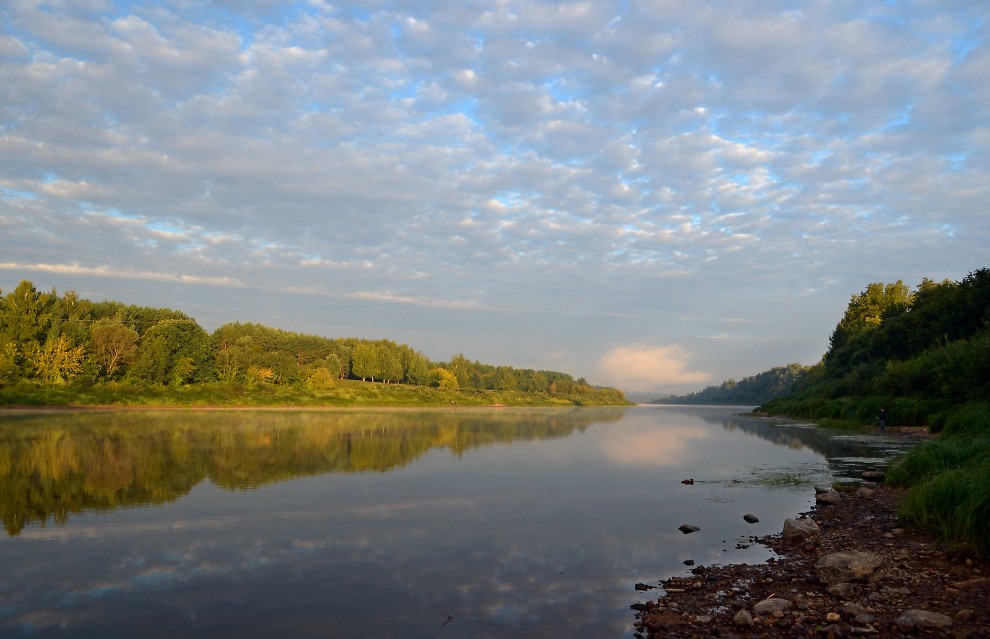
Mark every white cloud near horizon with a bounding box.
[597,344,711,394]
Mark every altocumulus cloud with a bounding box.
[598,345,710,394]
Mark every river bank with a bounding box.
[633,479,988,637]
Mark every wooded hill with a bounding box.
[759,267,990,557]
[760,268,989,429]
[0,280,628,405]
[651,363,808,406]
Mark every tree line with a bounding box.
[0,279,623,402]
[652,363,809,405]
[761,267,990,426]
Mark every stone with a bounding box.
[828,582,857,599]
[782,517,821,542]
[896,609,953,631]
[861,470,885,481]
[743,513,759,523]
[816,551,883,585]
[678,524,700,534]
[733,609,754,627]
[634,583,652,591]
[826,611,842,623]
[816,488,842,504]
[814,484,832,494]
[856,487,876,497]
[752,597,792,616]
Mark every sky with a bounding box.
[1,0,988,396]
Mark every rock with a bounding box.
[682,559,694,566]
[814,484,832,494]
[825,611,842,623]
[694,615,713,625]
[743,513,759,523]
[828,582,857,599]
[782,517,821,542]
[681,478,694,485]
[752,597,792,616]
[635,583,653,591]
[733,609,754,627]
[816,488,842,504]
[896,609,953,631]
[950,576,990,589]
[816,551,883,585]
[856,486,876,497]
[861,470,885,482]
[678,524,700,534]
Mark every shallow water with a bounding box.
[0,405,914,637]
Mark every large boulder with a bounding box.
[816,488,842,504]
[782,517,820,542]
[815,551,883,585]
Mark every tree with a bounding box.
[826,280,913,371]
[0,342,20,385]
[352,342,382,381]
[0,280,57,352]
[90,320,139,378]
[430,367,459,389]
[131,320,210,385]
[32,335,86,384]
[305,367,336,391]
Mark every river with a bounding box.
[0,405,915,638]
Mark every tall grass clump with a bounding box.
[886,437,990,485]
[896,456,990,558]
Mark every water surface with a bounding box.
[0,405,912,637]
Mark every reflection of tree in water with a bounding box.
[681,408,914,469]
[0,408,626,536]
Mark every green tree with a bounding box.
[90,320,139,378]
[305,367,336,391]
[352,342,382,382]
[430,367,459,389]
[0,342,20,384]
[32,335,86,384]
[131,320,210,385]
[825,280,913,376]
[0,280,57,353]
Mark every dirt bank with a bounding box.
[633,484,988,638]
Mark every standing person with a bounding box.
[878,408,887,433]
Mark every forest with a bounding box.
[652,363,809,406]
[759,267,990,557]
[0,280,628,406]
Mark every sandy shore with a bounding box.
[633,482,988,638]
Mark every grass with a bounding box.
[0,379,633,408]
[886,427,990,558]
[895,455,990,558]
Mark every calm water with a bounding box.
[0,405,913,638]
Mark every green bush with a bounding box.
[943,403,990,437]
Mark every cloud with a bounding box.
[597,344,711,394]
